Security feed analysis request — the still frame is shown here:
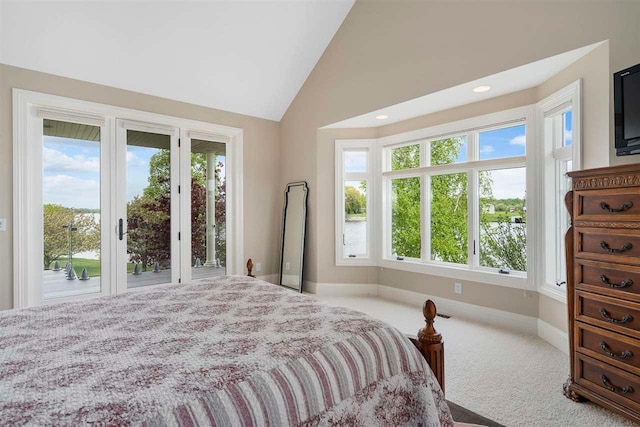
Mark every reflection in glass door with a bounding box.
[190,139,226,279]
[118,123,179,290]
[42,119,102,300]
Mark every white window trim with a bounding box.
[378,106,535,290]
[335,139,377,266]
[537,80,582,303]
[13,89,244,308]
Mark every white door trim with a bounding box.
[13,89,244,308]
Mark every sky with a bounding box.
[43,136,226,210]
[43,136,102,209]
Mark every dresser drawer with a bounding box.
[575,188,640,222]
[576,353,640,411]
[576,259,640,302]
[576,323,640,375]
[576,228,640,264]
[576,291,640,339]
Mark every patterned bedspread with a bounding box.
[0,276,452,426]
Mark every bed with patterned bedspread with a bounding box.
[0,276,452,426]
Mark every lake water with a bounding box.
[344,220,367,255]
[344,220,525,259]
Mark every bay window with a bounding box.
[335,84,580,292]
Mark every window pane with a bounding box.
[391,177,421,258]
[431,136,467,165]
[191,140,226,279]
[345,150,367,173]
[392,144,420,170]
[557,160,573,286]
[126,130,172,288]
[479,167,527,272]
[431,173,467,264]
[344,180,367,256]
[563,110,573,147]
[479,124,526,160]
[42,119,101,300]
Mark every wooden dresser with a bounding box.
[565,164,640,423]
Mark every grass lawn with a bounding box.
[46,258,135,277]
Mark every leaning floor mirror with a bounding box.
[279,182,308,292]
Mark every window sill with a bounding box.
[379,258,530,290]
[539,283,567,304]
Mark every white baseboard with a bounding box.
[303,281,568,350]
[537,319,569,354]
[377,284,538,335]
[303,281,378,297]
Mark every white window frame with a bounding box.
[335,139,377,266]
[538,80,582,303]
[13,89,244,308]
[377,106,535,289]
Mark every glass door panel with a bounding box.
[191,139,226,278]
[120,125,177,289]
[42,119,102,300]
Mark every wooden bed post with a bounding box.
[247,259,256,278]
[410,300,445,394]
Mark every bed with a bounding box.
[0,276,452,426]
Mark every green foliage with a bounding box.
[430,173,467,263]
[391,177,421,258]
[431,138,464,166]
[389,137,527,271]
[345,186,365,215]
[43,204,100,269]
[392,145,420,170]
[480,214,527,271]
[144,151,207,198]
[128,149,227,268]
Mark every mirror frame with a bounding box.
[279,181,308,292]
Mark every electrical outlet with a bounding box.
[285,262,290,271]
[454,282,463,295]
[255,262,261,272]
[0,218,6,232]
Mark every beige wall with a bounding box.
[538,42,611,170]
[0,64,281,310]
[378,268,539,318]
[281,0,640,328]
[539,294,568,333]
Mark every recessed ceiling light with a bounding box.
[376,114,389,120]
[473,85,491,93]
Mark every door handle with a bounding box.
[119,218,128,241]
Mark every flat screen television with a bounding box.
[615,63,640,156]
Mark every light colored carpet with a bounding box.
[313,295,636,427]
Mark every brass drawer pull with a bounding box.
[600,308,633,324]
[601,374,634,394]
[600,341,633,359]
[600,241,633,253]
[600,274,634,289]
[600,201,633,213]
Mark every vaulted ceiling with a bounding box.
[0,0,354,121]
